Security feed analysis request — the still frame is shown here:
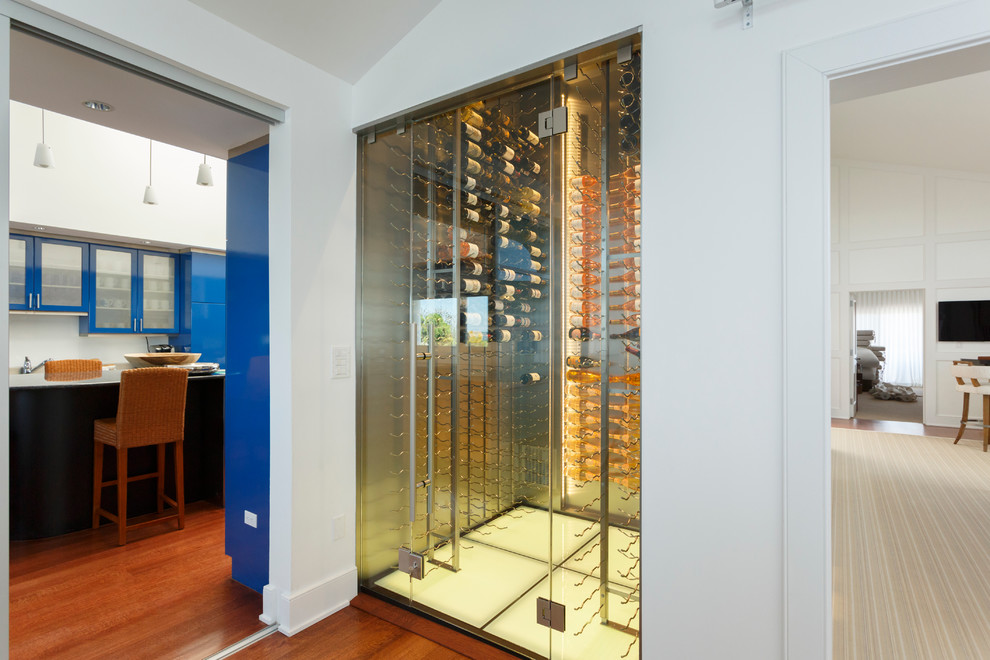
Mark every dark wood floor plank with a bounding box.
[239,607,470,659]
[831,416,983,442]
[9,502,265,660]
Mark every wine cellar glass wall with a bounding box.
[358,41,641,660]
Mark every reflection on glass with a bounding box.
[9,238,26,304]
[93,248,132,329]
[39,242,83,307]
[142,254,175,329]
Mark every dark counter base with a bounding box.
[10,376,223,540]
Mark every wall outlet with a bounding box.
[244,510,258,528]
[331,345,351,379]
[332,514,346,540]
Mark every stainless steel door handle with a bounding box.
[408,320,418,523]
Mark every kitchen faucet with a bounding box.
[21,357,50,374]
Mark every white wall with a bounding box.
[10,100,226,249]
[353,2,967,659]
[8,313,169,369]
[831,159,990,426]
[5,0,358,637]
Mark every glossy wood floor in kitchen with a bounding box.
[9,502,264,660]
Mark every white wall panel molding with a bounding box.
[847,245,924,284]
[936,240,990,280]
[936,176,990,235]
[847,167,925,242]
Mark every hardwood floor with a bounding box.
[831,416,984,444]
[10,502,265,660]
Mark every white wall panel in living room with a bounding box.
[848,245,924,284]
[936,240,990,280]
[831,165,840,244]
[831,251,839,286]
[848,167,924,242]
[935,359,964,420]
[935,176,990,235]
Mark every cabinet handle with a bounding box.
[140,318,143,332]
[133,318,137,332]
[28,293,32,308]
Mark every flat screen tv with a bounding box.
[938,300,990,341]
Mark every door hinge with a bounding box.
[537,107,568,139]
[398,548,424,580]
[536,597,566,632]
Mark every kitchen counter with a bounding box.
[9,365,224,389]
[10,368,224,540]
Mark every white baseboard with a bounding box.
[261,566,358,636]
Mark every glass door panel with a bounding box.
[9,236,30,309]
[37,240,85,310]
[140,252,176,331]
[92,247,134,331]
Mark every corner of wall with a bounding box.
[272,567,358,636]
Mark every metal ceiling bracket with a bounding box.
[742,0,754,29]
[396,119,405,135]
[367,132,376,144]
[617,43,633,64]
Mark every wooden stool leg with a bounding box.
[956,393,970,444]
[92,441,104,529]
[175,442,185,530]
[117,447,128,546]
[157,444,166,514]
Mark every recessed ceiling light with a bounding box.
[34,226,45,231]
[82,100,113,112]
[142,240,151,244]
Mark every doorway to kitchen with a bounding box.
[5,21,275,658]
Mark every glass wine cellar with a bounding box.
[357,39,642,659]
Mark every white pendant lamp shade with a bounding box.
[34,110,53,168]
[196,157,214,186]
[33,142,54,168]
[143,185,158,205]
[143,140,157,205]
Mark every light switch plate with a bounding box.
[332,345,351,379]
[244,510,258,528]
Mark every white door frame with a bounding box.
[783,2,990,658]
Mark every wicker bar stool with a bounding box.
[950,361,990,452]
[93,367,188,545]
[45,359,102,377]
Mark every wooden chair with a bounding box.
[93,367,188,545]
[950,361,990,452]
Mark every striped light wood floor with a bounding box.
[833,428,990,660]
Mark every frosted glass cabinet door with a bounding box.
[9,236,30,309]
[140,252,177,332]
[92,246,135,331]
[36,239,86,310]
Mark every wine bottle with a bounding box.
[570,189,600,204]
[520,372,543,384]
[569,400,601,414]
[625,343,642,357]
[460,311,484,326]
[493,219,512,235]
[570,286,601,301]
[518,200,541,216]
[566,355,601,369]
[619,94,640,115]
[517,285,543,299]
[571,272,601,287]
[570,217,601,232]
[517,126,541,147]
[609,240,640,256]
[609,299,641,312]
[486,201,511,218]
[464,139,484,159]
[608,270,641,284]
[609,400,641,415]
[518,329,544,341]
[570,300,601,315]
[488,141,516,161]
[461,259,491,278]
[568,383,601,398]
[490,157,515,176]
[610,327,640,341]
[495,268,541,284]
[619,134,639,153]
[511,228,542,244]
[611,283,641,297]
[618,164,641,178]
[566,411,602,425]
[570,203,600,218]
[566,369,601,384]
[518,186,542,202]
[570,175,599,189]
[489,328,512,342]
[610,225,640,241]
[609,314,640,327]
[570,245,601,259]
[437,277,492,295]
[569,326,601,341]
[463,122,483,142]
[571,230,601,244]
[444,189,480,208]
[570,314,601,328]
[460,107,484,128]
[516,157,541,176]
[624,178,642,193]
[609,372,641,388]
[570,258,601,272]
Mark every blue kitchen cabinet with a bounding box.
[173,251,226,365]
[9,234,89,312]
[85,245,179,334]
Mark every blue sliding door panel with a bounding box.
[191,252,225,303]
[224,144,270,593]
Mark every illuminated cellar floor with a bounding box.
[374,506,640,659]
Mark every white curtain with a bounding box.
[854,289,924,387]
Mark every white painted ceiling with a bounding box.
[10,30,269,158]
[832,46,990,173]
[187,0,441,84]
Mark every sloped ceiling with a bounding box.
[187,0,441,84]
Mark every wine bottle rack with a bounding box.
[358,44,642,660]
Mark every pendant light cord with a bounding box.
[148,140,153,186]
[41,110,45,143]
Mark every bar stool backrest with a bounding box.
[116,368,187,448]
[950,363,990,391]
[45,359,102,375]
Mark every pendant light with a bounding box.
[143,140,158,205]
[196,154,213,186]
[33,109,54,169]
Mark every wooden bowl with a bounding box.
[124,352,201,367]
